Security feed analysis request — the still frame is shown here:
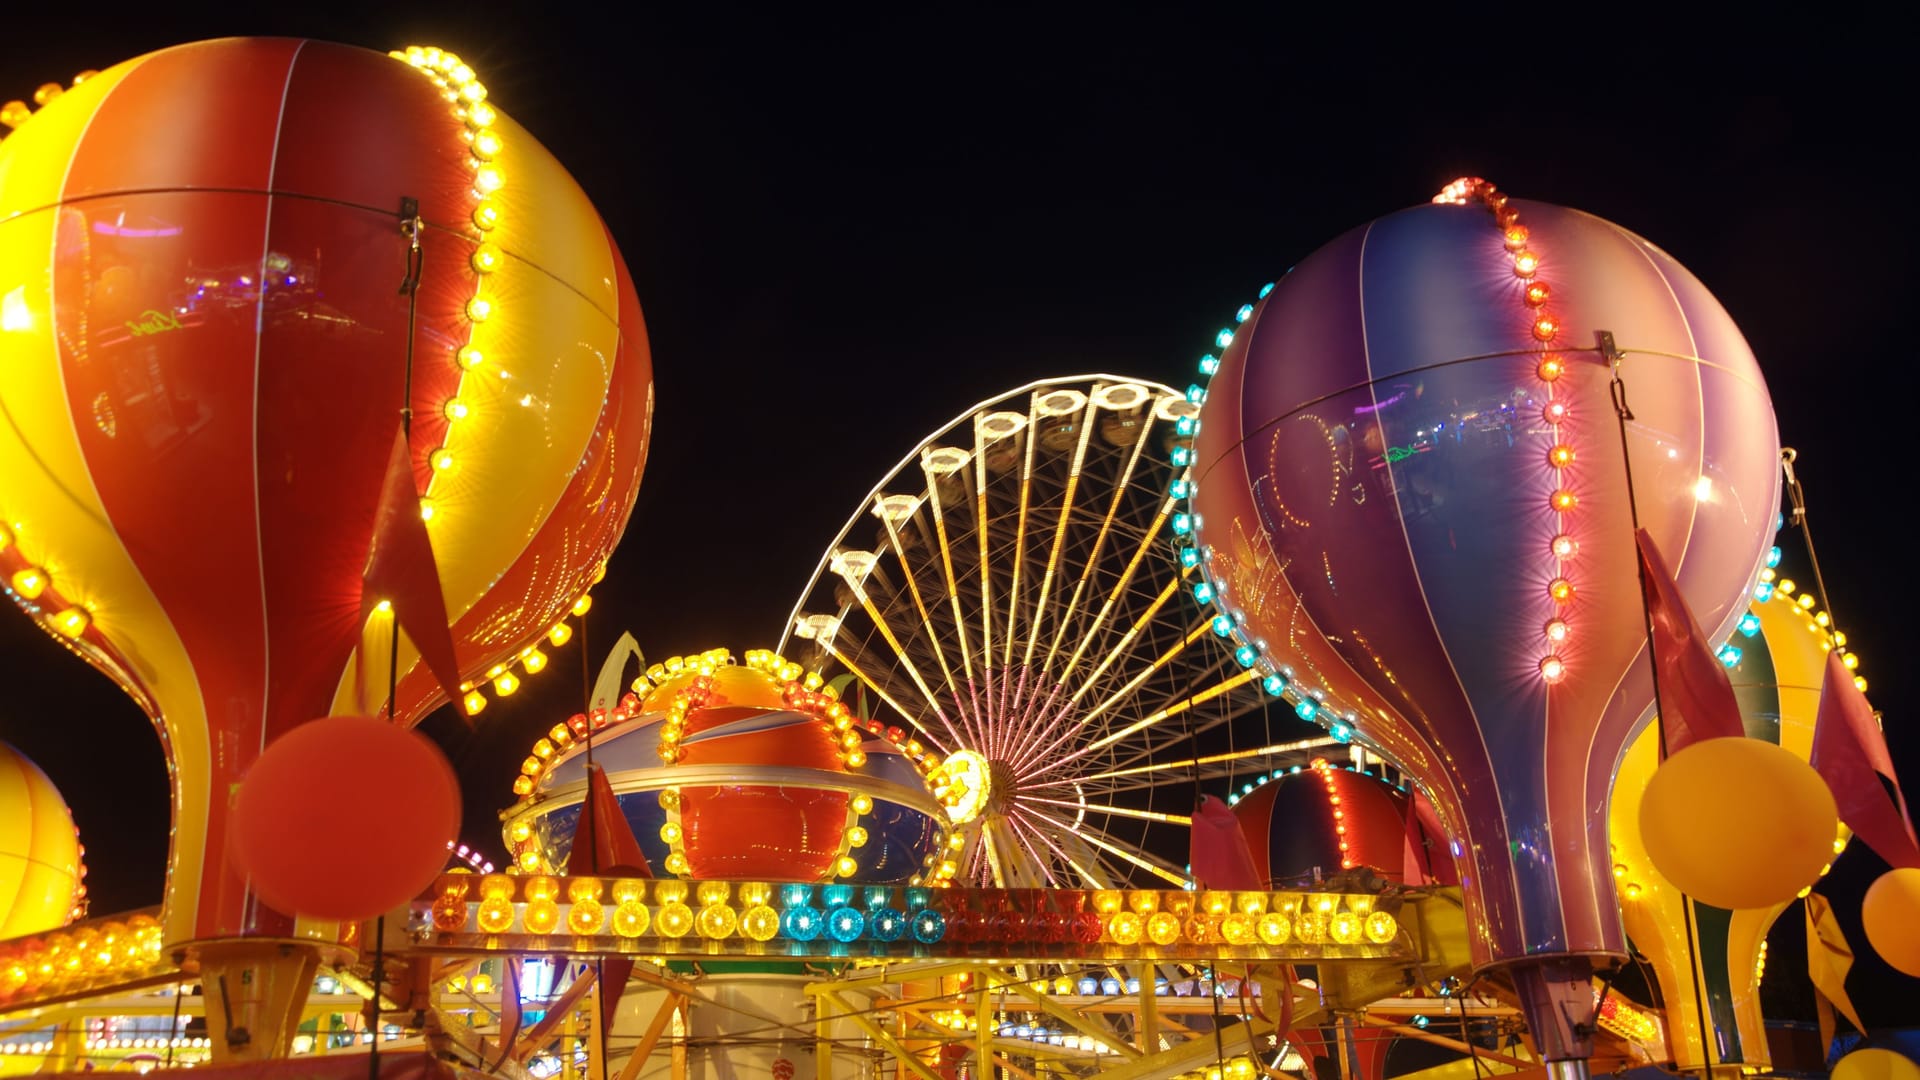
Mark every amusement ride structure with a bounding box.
[2,33,1918,1080]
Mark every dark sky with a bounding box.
[2,9,1913,1029]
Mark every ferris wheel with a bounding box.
[781,375,1335,893]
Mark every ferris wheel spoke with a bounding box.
[1020,805,1190,887]
[822,593,965,752]
[1016,793,1192,827]
[1012,806,1115,889]
[814,634,954,757]
[920,453,977,685]
[1000,397,1040,672]
[1043,736,1340,788]
[1060,667,1256,767]
[1055,497,1180,689]
[1011,601,1203,778]
[1017,395,1098,676]
[874,497,969,733]
[1065,581,1195,714]
[1038,393,1157,681]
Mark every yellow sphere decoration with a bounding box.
[1862,867,1920,977]
[1638,737,1837,910]
[1,742,84,936]
[1831,1049,1920,1080]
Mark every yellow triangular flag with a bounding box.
[1806,894,1868,1045]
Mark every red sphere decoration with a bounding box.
[230,716,459,921]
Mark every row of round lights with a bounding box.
[459,593,590,717]
[1168,284,1361,754]
[0,914,165,1003]
[1754,560,1867,692]
[0,70,98,136]
[1169,1058,1261,1080]
[391,45,500,532]
[423,873,1398,951]
[1434,177,1578,684]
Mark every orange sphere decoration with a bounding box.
[1638,737,1837,910]
[1862,867,1920,977]
[1,742,84,937]
[229,716,459,921]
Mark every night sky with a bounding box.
[2,10,1913,1030]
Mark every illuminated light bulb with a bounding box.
[1843,652,1860,670]
[1544,400,1569,423]
[467,101,498,128]
[1533,315,1559,341]
[572,595,593,617]
[532,738,554,760]
[511,776,533,796]
[1797,593,1817,610]
[656,901,693,938]
[431,447,456,471]
[461,81,488,104]
[846,749,867,768]
[53,607,90,638]
[1537,357,1564,382]
[471,243,502,274]
[1513,251,1539,277]
[521,649,547,674]
[1329,912,1362,944]
[493,671,519,696]
[660,822,683,845]
[509,820,533,843]
[33,82,63,106]
[1364,911,1398,943]
[473,165,503,194]
[443,397,469,422]
[1503,224,1530,251]
[462,689,487,715]
[1624,883,1643,900]
[548,622,572,647]
[456,345,485,369]
[472,201,500,231]
[836,856,859,877]
[1549,578,1575,603]
[1540,656,1566,683]
[1525,282,1551,306]
[851,793,874,814]
[1545,619,1570,644]
[1547,445,1575,468]
[847,826,869,848]
[1551,534,1577,559]
[471,128,503,160]
[1551,490,1577,512]
[664,852,689,875]
[10,567,48,600]
[1256,912,1291,944]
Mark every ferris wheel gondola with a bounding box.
[781,375,1336,892]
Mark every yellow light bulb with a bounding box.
[472,129,503,160]
[509,821,532,843]
[443,398,469,421]
[548,622,573,647]
[494,671,519,696]
[522,649,547,674]
[456,345,485,369]
[474,165,503,193]
[836,856,858,877]
[11,567,48,600]
[53,607,90,638]
[431,447,455,471]
[572,595,593,617]
[467,102,497,128]
[660,822,682,844]
[462,689,487,714]
[665,853,689,875]
[472,201,500,231]
[466,297,493,322]
[471,243,502,274]
[851,794,873,814]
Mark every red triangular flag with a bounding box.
[1811,651,1920,869]
[1190,794,1263,890]
[1635,528,1745,752]
[361,424,464,715]
[566,764,651,1029]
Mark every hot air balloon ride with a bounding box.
[0,742,86,939]
[0,38,651,1058]
[1183,177,1783,1078]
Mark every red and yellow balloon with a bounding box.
[0,41,652,947]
